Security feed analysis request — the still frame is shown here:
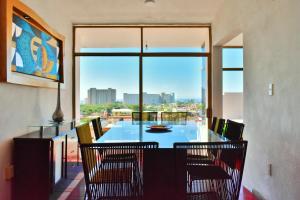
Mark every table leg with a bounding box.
[143,149,186,200]
[64,134,68,178]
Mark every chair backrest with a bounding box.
[76,123,93,144]
[214,118,226,135]
[80,142,159,197]
[91,117,103,140]
[174,141,248,200]
[161,112,188,124]
[223,120,245,140]
[132,112,158,121]
[210,117,217,131]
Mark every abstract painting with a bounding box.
[11,14,60,81]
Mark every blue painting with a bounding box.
[11,14,60,81]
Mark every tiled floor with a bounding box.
[50,163,85,200]
[52,163,257,200]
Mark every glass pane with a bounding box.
[75,28,141,53]
[79,57,139,125]
[222,71,243,121]
[222,48,243,68]
[143,28,210,52]
[223,71,243,93]
[143,57,207,123]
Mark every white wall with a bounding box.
[212,0,300,199]
[223,92,243,120]
[0,1,74,199]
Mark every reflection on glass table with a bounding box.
[96,121,228,148]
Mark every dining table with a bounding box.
[96,120,228,147]
[95,120,228,200]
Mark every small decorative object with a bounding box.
[52,82,64,123]
[146,124,172,133]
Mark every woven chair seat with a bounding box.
[188,192,219,200]
[91,167,133,183]
[187,154,214,165]
[103,153,137,163]
[188,165,231,180]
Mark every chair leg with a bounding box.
[77,144,80,166]
[85,184,92,200]
[189,178,193,193]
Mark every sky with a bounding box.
[222,48,244,94]
[79,48,243,101]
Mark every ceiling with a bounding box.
[224,34,243,46]
[22,0,225,24]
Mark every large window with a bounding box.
[79,56,139,124]
[222,47,243,121]
[74,27,211,126]
[143,57,207,121]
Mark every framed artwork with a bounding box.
[0,0,64,87]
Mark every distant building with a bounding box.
[123,93,139,105]
[161,92,175,104]
[144,93,161,104]
[123,92,175,105]
[87,88,116,104]
[88,88,97,104]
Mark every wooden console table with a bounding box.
[13,120,77,200]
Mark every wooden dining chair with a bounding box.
[174,141,248,200]
[214,118,226,136]
[80,142,159,199]
[223,120,245,140]
[91,117,110,140]
[91,118,103,140]
[76,123,94,144]
[192,118,225,164]
[210,117,218,131]
[161,112,188,124]
[75,122,143,182]
[132,112,158,121]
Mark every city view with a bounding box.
[79,56,208,125]
[78,48,243,124]
[80,87,205,124]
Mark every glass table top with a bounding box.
[29,119,80,128]
[96,121,228,148]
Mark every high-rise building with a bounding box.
[144,93,161,104]
[123,92,175,105]
[87,88,116,104]
[87,88,97,104]
[161,92,175,104]
[123,93,139,105]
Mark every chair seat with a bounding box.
[188,192,219,200]
[188,165,231,180]
[187,154,214,165]
[103,153,137,163]
[91,167,133,183]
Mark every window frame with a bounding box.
[222,46,243,72]
[73,25,213,124]
[221,46,244,120]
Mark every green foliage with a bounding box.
[80,102,140,116]
[80,102,204,116]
